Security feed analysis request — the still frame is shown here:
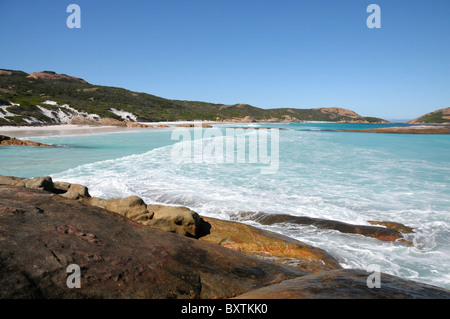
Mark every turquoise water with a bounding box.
[1,123,449,289]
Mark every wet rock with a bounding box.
[367,221,415,234]
[241,212,410,244]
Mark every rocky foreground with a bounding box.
[0,175,449,299]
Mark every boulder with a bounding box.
[24,176,54,191]
[87,196,148,220]
[53,181,71,192]
[61,184,91,200]
[199,216,341,273]
[147,205,202,238]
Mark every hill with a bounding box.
[0,69,389,126]
[406,107,450,125]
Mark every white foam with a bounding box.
[50,127,450,289]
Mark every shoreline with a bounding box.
[1,121,449,138]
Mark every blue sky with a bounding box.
[0,0,449,120]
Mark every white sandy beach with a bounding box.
[0,120,221,138]
[0,124,136,138]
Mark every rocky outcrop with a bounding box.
[238,212,413,244]
[0,175,203,238]
[69,116,100,126]
[233,269,450,299]
[339,126,450,134]
[0,184,304,298]
[27,71,88,84]
[122,120,152,128]
[199,217,341,273]
[0,135,54,147]
[406,107,450,125]
[97,117,124,126]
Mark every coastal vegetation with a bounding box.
[406,107,450,125]
[0,69,390,125]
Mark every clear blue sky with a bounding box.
[1,0,449,120]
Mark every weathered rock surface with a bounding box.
[0,135,53,147]
[238,212,412,244]
[0,184,305,299]
[233,269,450,299]
[199,217,341,273]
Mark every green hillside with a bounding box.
[406,107,450,125]
[0,69,389,125]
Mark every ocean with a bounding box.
[1,122,449,289]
